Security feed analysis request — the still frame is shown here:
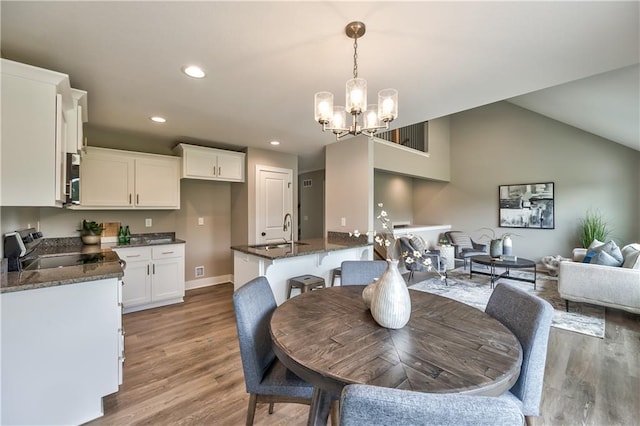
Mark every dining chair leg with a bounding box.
[246,393,258,426]
[330,400,340,425]
[268,402,275,414]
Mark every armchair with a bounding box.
[445,231,488,270]
[397,236,448,284]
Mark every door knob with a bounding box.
[261,232,266,236]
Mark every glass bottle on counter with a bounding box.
[117,226,125,244]
[124,226,131,244]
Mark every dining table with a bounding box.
[270,285,523,426]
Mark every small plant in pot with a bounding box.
[579,209,610,248]
[81,220,103,245]
[478,228,521,257]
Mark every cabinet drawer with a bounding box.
[114,247,151,262]
[152,244,184,260]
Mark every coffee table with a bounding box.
[470,254,537,289]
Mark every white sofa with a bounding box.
[558,243,640,314]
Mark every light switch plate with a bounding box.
[198,217,204,225]
[145,218,152,227]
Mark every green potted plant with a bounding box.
[81,220,103,245]
[579,209,610,248]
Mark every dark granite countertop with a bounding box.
[231,234,371,260]
[1,233,185,294]
[1,248,123,294]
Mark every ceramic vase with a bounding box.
[81,234,101,245]
[362,280,377,309]
[370,259,411,329]
[503,236,513,255]
[490,239,503,258]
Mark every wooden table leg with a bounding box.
[307,387,332,426]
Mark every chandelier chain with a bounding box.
[353,38,358,79]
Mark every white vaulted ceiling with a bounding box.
[1,1,638,170]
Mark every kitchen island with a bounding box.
[231,235,372,305]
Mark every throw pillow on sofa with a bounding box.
[589,240,624,267]
[621,243,640,269]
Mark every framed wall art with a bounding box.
[499,182,554,229]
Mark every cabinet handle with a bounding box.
[212,165,216,176]
[218,166,221,176]
[147,264,150,275]
[162,251,174,255]
[137,194,139,204]
[126,254,141,258]
[129,194,132,204]
[153,264,156,274]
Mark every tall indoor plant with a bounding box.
[579,209,610,248]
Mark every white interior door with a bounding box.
[256,166,293,244]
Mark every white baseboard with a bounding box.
[185,274,233,290]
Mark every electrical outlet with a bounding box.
[145,218,152,227]
[195,266,205,277]
[198,217,204,225]
[341,217,346,226]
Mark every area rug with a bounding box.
[409,267,605,338]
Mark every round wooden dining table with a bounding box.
[270,285,523,426]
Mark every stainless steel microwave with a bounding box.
[66,153,80,205]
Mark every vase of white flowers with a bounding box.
[350,204,421,329]
[370,259,411,329]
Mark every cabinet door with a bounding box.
[120,260,152,307]
[80,148,134,207]
[183,149,217,178]
[217,151,245,182]
[1,73,60,206]
[135,156,180,208]
[151,257,184,301]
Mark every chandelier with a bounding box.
[314,21,398,140]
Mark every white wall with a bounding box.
[325,136,373,236]
[413,101,640,260]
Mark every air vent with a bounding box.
[195,266,205,277]
[303,179,312,188]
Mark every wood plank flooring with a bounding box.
[88,283,640,426]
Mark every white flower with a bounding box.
[352,230,361,238]
[413,250,421,258]
[405,257,415,264]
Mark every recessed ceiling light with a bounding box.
[270,140,280,146]
[182,65,206,79]
[150,116,166,123]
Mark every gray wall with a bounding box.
[298,169,324,239]
[412,101,640,260]
[374,171,414,226]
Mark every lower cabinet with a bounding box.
[114,244,185,313]
[0,278,123,425]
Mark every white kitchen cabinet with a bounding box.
[0,277,123,425]
[66,88,88,153]
[79,146,180,209]
[174,143,245,182]
[114,244,185,313]
[1,59,72,207]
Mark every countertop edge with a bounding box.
[231,239,372,260]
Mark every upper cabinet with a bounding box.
[66,89,88,154]
[174,143,245,182]
[1,59,75,207]
[79,147,180,209]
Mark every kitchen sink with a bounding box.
[250,242,309,250]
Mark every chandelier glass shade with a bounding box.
[314,22,398,140]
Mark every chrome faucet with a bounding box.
[282,213,293,243]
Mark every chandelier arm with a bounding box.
[353,38,358,79]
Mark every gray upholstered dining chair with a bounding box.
[445,230,488,270]
[485,283,554,423]
[233,276,313,425]
[397,236,448,284]
[340,260,389,285]
[339,384,524,426]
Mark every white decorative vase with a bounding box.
[81,234,101,245]
[503,236,513,255]
[362,280,377,309]
[370,260,411,329]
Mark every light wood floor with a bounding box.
[88,283,640,426]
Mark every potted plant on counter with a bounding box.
[81,220,103,245]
